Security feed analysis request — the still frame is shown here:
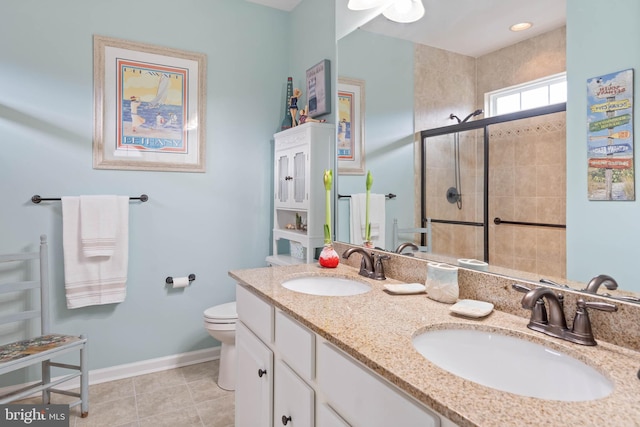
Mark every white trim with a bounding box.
[0,346,220,398]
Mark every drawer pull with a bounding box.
[258,368,267,378]
[281,415,292,425]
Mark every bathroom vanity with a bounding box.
[235,283,446,427]
[229,260,640,427]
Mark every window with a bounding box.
[485,72,567,117]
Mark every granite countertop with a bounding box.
[229,263,640,427]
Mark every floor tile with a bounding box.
[88,378,135,402]
[187,376,230,404]
[74,396,137,427]
[196,393,235,427]
[133,368,186,394]
[136,383,193,419]
[8,360,234,426]
[138,407,203,427]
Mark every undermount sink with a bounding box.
[281,276,371,296]
[413,327,613,401]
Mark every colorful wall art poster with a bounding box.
[587,69,634,201]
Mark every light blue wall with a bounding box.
[290,0,336,122]
[0,0,304,377]
[566,0,640,291]
[335,30,414,249]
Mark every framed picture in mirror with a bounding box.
[337,77,365,175]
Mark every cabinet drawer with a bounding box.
[237,284,273,343]
[275,309,315,381]
[317,342,440,427]
[274,360,315,427]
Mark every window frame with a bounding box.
[484,72,567,117]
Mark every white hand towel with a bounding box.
[80,195,119,257]
[62,196,129,309]
[349,193,386,247]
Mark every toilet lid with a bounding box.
[204,302,237,321]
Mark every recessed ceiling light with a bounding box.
[510,22,533,32]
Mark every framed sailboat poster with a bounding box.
[93,35,206,172]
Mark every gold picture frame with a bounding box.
[93,35,207,172]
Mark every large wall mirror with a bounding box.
[334,0,640,301]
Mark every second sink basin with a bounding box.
[413,327,613,401]
[281,276,371,296]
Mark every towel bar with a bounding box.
[31,194,149,204]
[338,193,396,199]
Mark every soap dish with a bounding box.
[383,283,426,295]
[450,299,494,318]
[457,259,489,271]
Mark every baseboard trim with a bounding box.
[1,346,220,397]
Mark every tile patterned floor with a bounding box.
[16,360,234,427]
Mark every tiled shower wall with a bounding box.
[415,27,567,278]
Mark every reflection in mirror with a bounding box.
[419,106,567,279]
[334,9,640,299]
[336,28,415,252]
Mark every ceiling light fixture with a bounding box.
[510,22,533,32]
[382,0,425,24]
[347,0,388,10]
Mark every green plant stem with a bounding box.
[325,188,331,244]
[365,170,373,242]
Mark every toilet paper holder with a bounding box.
[165,274,196,285]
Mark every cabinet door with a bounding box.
[317,403,350,427]
[236,321,273,427]
[276,151,291,206]
[274,360,314,427]
[291,148,307,207]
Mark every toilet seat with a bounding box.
[204,302,237,324]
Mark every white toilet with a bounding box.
[203,302,237,391]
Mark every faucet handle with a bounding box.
[580,300,618,312]
[512,283,548,324]
[372,254,390,280]
[571,299,618,346]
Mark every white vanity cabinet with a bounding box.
[236,322,273,427]
[235,283,456,427]
[274,359,315,427]
[267,123,335,266]
[236,285,274,427]
[317,341,441,427]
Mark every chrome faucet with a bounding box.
[342,248,388,280]
[395,242,418,254]
[519,287,617,346]
[584,274,618,294]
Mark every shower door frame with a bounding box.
[419,102,567,262]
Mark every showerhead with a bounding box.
[449,113,461,124]
[461,109,483,123]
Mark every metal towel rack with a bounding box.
[493,217,566,229]
[338,193,396,199]
[31,194,149,204]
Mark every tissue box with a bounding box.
[289,241,306,260]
